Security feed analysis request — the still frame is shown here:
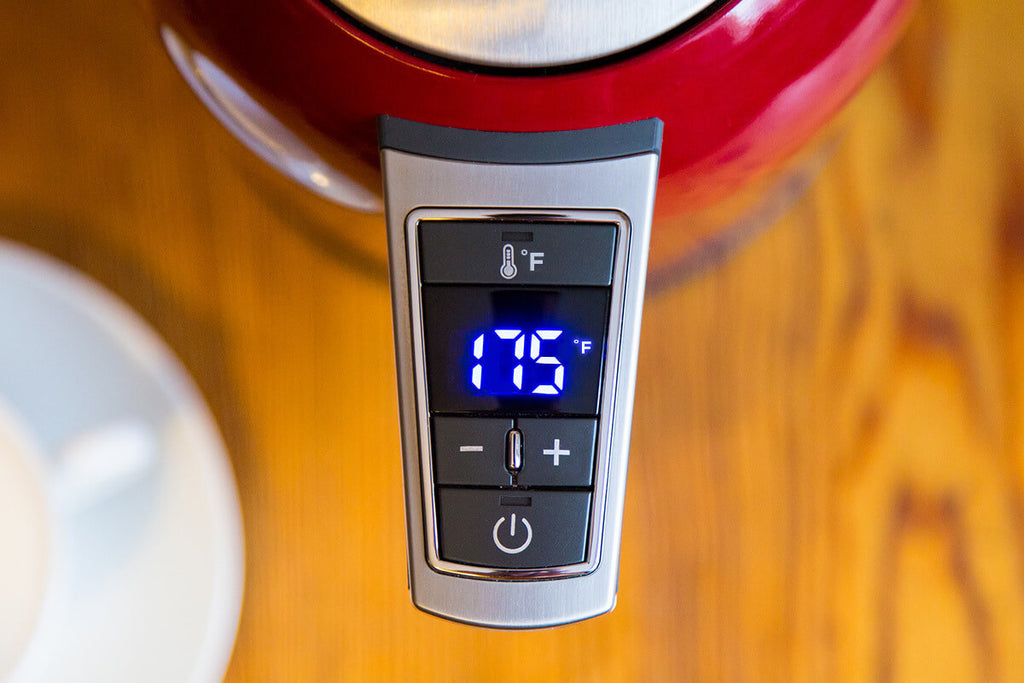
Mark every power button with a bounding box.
[492,513,532,554]
[436,488,591,569]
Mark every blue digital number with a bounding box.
[470,328,565,396]
[530,330,564,395]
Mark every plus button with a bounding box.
[542,438,570,467]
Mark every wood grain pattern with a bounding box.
[1,0,1022,680]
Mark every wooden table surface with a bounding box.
[2,1,1023,680]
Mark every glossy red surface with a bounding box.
[151,0,916,212]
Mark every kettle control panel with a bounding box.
[420,215,616,574]
[380,116,661,628]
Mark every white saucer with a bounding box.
[0,240,244,682]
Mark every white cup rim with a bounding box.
[0,399,70,683]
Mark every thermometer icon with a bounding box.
[500,244,517,280]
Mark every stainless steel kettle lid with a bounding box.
[328,0,722,68]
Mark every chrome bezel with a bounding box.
[405,207,631,580]
[382,149,658,628]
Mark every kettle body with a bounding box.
[151,0,916,222]
[149,0,918,628]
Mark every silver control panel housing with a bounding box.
[381,120,660,628]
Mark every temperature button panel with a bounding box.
[418,220,617,286]
[431,416,598,488]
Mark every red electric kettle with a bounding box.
[150,0,916,629]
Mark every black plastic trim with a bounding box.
[378,116,663,165]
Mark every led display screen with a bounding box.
[421,286,609,415]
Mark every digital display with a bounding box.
[421,286,609,414]
[468,327,572,396]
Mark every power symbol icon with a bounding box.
[492,513,533,554]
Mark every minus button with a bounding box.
[432,416,513,486]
